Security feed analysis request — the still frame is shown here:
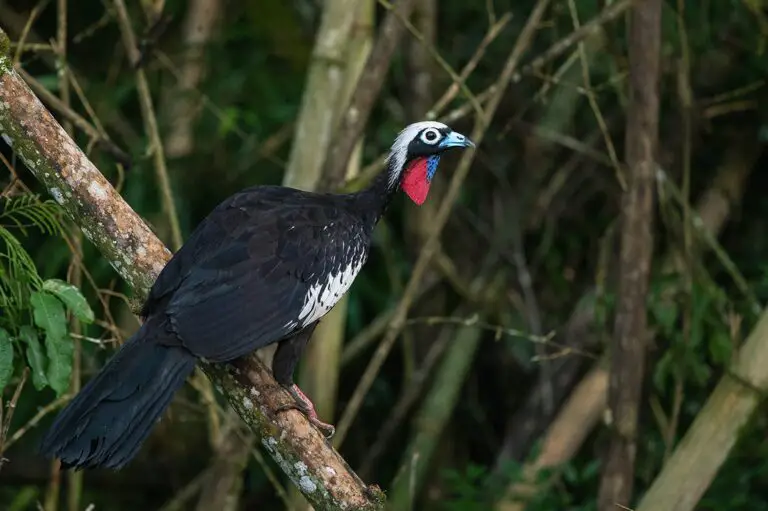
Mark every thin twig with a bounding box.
[657,168,761,313]
[403,315,594,359]
[12,1,46,67]
[319,0,418,189]
[340,278,438,365]
[504,191,550,410]
[429,11,512,117]
[156,468,214,511]
[333,0,554,448]
[349,0,633,192]
[54,4,85,508]
[358,323,452,477]
[3,393,71,451]
[377,0,484,119]
[514,0,634,83]
[9,42,54,52]
[0,368,29,459]
[566,0,625,190]
[111,0,183,251]
[666,0,693,462]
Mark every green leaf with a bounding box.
[0,327,14,392]
[42,279,95,324]
[19,326,48,390]
[31,291,72,395]
[44,332,73,396]
[31,291,68,338]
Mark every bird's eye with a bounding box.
[420,128,441,145]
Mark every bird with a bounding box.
[39,120,474,470]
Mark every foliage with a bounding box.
[0,195,93,395]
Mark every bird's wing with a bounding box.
[141,186,303,317]
[160,194,364,362]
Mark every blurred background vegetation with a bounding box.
[1,0,768,510]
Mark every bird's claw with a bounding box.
[276,384,336,438]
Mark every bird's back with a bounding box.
[142,185,373,360]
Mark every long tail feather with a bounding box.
[39,321,196,470]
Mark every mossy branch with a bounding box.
[0,28,384,511]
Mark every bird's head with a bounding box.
[386,121,475,205]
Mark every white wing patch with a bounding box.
[298,258,364,327]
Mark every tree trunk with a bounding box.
[597,1,662,508]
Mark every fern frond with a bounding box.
[0,195,62,321]
[0,225,43,316]
[0,194,65,236]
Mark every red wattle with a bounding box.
[401,158,431,205]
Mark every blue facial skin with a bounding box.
[425,131,473,183]
[427,156,440,182]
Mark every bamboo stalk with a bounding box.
[636,313,768,511]
[281,0,359,191]
[634,135,767,511]
[163,0,222,159]
[387,321,484,510]
[385,268,502,508]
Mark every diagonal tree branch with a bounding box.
[0,31,384,511]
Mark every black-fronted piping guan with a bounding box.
[39,121,474,470]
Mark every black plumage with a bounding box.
[39,121,473,470]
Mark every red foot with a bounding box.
[276,384,336,438]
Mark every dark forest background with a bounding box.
[2,0,768,510]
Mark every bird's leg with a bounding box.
[279,383,336,438]
[271,323,336,438]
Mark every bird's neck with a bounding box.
[350,156,403,226]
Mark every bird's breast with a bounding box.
[297,239,367,327]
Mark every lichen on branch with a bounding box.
[0,43,170,298]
